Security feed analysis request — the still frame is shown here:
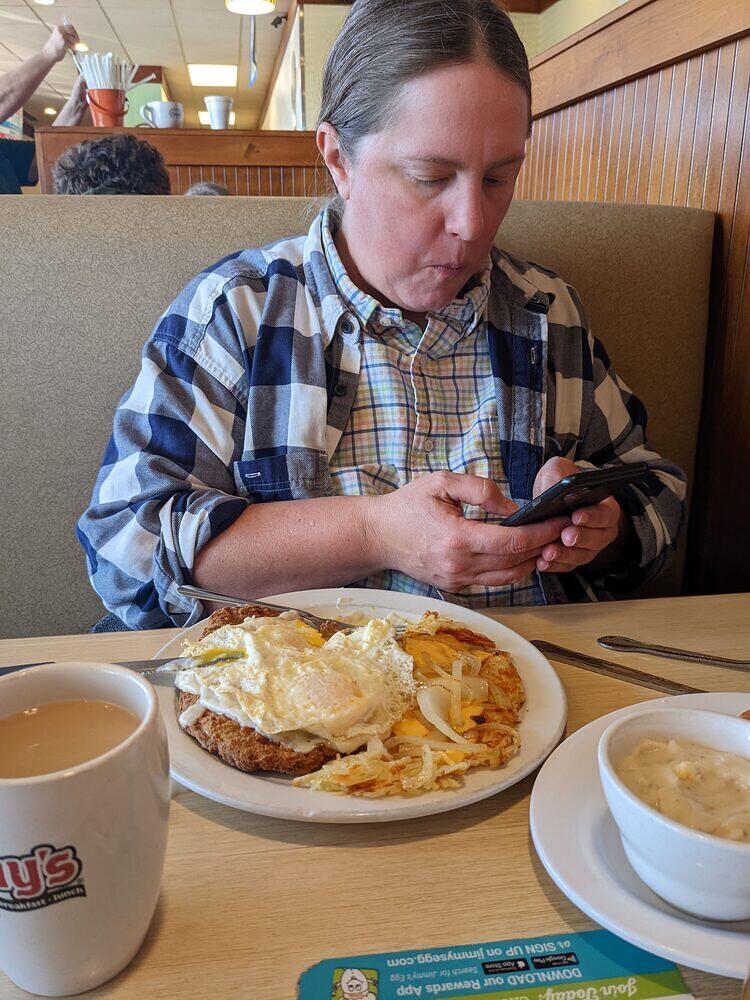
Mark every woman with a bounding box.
[78,0,686,630]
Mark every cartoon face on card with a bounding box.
[331,966,378,1000]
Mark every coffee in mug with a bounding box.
[0,662,170,996]
[0,700,139,778]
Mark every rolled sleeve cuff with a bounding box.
[152,490,249,626]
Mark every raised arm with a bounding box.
[0,25,79,123]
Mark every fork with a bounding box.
[176,584,408,638]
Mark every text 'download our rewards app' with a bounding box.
[298,929,695,1000]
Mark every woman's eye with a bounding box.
[410,176,446,187]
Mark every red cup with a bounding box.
[87,89,129,127]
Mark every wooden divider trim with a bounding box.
[530,0,750,117]
[33,127,324,194]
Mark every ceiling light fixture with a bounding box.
[34,0,55,5]
[74,42,89,52]
[44,107,57,115]
[225,0,276,14]
[188,64,238,87]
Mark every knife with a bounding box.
[532,640,704,696]
[597,634,750,668]
[0,658,182,679]
[3,646,704,698]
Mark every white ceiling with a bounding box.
[0,0,294,127]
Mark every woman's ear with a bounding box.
[316,122,352,201]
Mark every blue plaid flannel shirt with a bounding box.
[77,209,687,629]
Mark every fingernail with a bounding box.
[538,559,548,571]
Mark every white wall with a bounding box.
[262,1,627,129]
[300,5,348,129]
[516,0,627,60]
[260,8,304,130]
[509,13,541,64]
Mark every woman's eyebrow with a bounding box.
[401,153,526,169]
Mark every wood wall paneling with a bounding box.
[521,6,750,594]
[34,127,329,197]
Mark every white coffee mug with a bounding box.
[140,100,184,128]
[0,662,170,996]
[204,95,233,130]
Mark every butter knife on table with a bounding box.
[0,658,180,679]
[3,646,704,698]
[531,640,704,696]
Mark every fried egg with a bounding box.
[175,617,416,754]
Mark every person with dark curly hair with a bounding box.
[52,133,171,195]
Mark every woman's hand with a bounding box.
[43,25,80,64]
[532,457,625,573]
[371,471,571,591]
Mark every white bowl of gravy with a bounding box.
[598,707,750,920]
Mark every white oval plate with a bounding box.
[154,588,566,823]
[530,691,750,979]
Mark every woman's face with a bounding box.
[320,60,529,320]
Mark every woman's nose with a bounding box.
[445,184,486,243]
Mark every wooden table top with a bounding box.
[1,592,748,999]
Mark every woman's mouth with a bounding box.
[430,263,465,277]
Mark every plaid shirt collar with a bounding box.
[319,208,492,344]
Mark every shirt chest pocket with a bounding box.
[232,450,332,502]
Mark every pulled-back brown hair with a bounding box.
[317,0,531,214]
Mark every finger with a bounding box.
[537,547,592,572]
[541,535,610,564]
[537,557,582,573]
[456,547,546,573]
[458,516,571,556]
[435,472,518,517]
[475,557,540,587]
[560,525,614,552]
[570,497,620,530]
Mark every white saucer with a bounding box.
[154,588,567,824]
[530,691,750,979]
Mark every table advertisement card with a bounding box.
[298,929,694,1000]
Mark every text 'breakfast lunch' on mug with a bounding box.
[139,100,184,128]
[0,662,170,997]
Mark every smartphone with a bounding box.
[500,462,650,527]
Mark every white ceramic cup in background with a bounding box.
[204,95,233,130]
[140,100,184,128]
[0,662,170,996]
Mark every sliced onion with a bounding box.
[463,652,482,676]
[386,734,485,753]
[450,661,463,728]
[401,745,436,791]
[416,687,477,746]
[424,661,489,705]
[462,675,489,703]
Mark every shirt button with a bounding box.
[334,383,347,397]
[340,318,354,335]
[423,439,433,453]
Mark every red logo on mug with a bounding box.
[0,844,86,912]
